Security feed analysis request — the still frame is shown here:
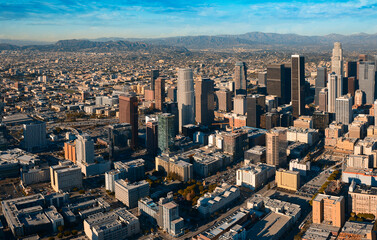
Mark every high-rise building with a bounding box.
[216,90,232,112]
[358,61,376,104]
[195,78,214,125]
[64,142,76,163]
[50,165,83,192]
[319,88,328,112]
[23,121,47,152]
[355,90,365,106]
[246,94,265,128]
[119,95,138,148]
[258,72,267,86]
[348,76,357,96]
[291,55,305,118]
[234,62,247,95]
[155,77,165,111]
[151,69,159,91]
[177,68,195,132]
[233,94,246,115]
[375,100,377,127]
[107,123,132,160]
[76,134,95,165]
[315,67,327,105]
[312,194,345,228]
[146,121,158,156]
[267,64,291,104]
[158,113,176,153]
[332,42,344,77]
[328,73,338,113]
[347,61,357,78]
[266,127,287,167]
[336,95,353,125]
[114,180,149,208]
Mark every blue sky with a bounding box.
[1,0,377,41]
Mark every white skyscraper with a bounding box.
[177,68,195,132]
[336,95,353,125]
[328,73,338,113]
[76,133,95,164]
[332,42,343,78]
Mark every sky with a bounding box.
[1,0,377,41]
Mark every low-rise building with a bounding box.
[287,127,319,146]
[236,163,275,190]
[84,208,140,240]
[338,221,375,240]
[21,168,50,185]
[114,180,149,208]
[50,165,83,192]
[244,145,266,165]
[275,169,300,191]
[196,183,240,216]
[155,154,193,182]
[289,159,311,176]
[348,181,377,217]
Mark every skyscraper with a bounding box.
[291,55,305,118]
[348,77,357,97]
[234,62,247,95]
[246,94,265,128]
[327,73,338,113]
[23,121,47,152]
[158,113,176,153]
[375,100,377,127]
[146,121,158,157]
[216,90,232,112]
[315,67,327,105]
[267,64,291,104]
[195,78,214,126]
[177,68,195,132]
[151,69,159,91]
[335,95,353,125]
[233,94,246,115]
[119,95,138,148]
[358,61,377,104]
[76,134,95,164]
[331,42,343,77]
[266,127,287,167]
[347,61,357,78]
[155,77,165,111]
[319,88,328,112]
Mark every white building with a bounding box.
[76,134,95,164]
[50,165,83,192]
[236,163,275,190]
[177,68,195,132]
[84,208,140,240]
[289,159,311,176]
[287,127,319,146]
[196,183,240,215]
[114,180,149,208]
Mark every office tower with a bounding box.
[312,111,330,131]
[234,94,246,115]
[167,86,177,102]
[114,180,149,208]
[195,78,214,125]
[331,42,343,77]
[119,95,138,148]
[107,123,132,160]
[216,90,232,112]
[158,113,176,153]
[266,127,287,167]
[315,67,327,105]
[234,62,247,95]
[291,55,305,118]
[347,61,357,78]
[246,94,265,128]
[336,95,353,124]
[76,134,95,164]
[327,73,338,113]
[50,165,83,192]
[319,88,328,112]
[348,77,357,96]
[146,121,158,156]
[267,64,290,104]
[64,142,76,163]
[177,68,195,132]
[312,194,345,228]
[275,169,300,191]
[258,72,267,86]
[155,77,165,111]
[358,61,377,104]
[151,69,159,91]
[261,111,280,130]
[355,90,364,106]
[23,121,47,152]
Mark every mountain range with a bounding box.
[1,32,377,51]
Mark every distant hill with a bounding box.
[0,39,188,53]
[2,32,377,51]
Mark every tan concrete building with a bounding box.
[64,141,76,163]
[349,182,377,218]
[293,116,313,129]
[338,221,375,240]
[275,169,300,191]
[50,165,83,192]
[266,127,287,167]
[312,194,345,228]
[114,180,149,208]
[155,155,193,182]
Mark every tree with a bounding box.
[72,230,78,236]
[64,230,71,236]
[58,225,64,232]
[57,233,63,239]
